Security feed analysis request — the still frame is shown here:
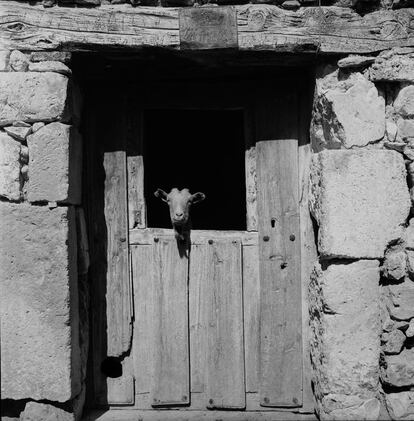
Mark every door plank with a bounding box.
[104,150,132,358]
[243,244,260,393]
[257,139,302,407]
[246,146,258,232]
[206,239,245,410]
[127,155,146,230]
[189,243,209,394]
[131,245,154,395]
[151,238,190,406]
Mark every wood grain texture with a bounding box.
[151,238,190,406]
[257,139,302,408]
[0,2,179,51]
[130,228,258,246]
[206,239,245,410]
[246,147,258,232]
[131,245,154,395]
[1,1,413,54]
[104,150,132,358]
[243,244,260,393]
[127,156,146,230]
[107,373,135,405]
[237,5,414,54]
[189,243,209,394]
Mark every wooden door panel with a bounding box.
[257,139,302,407]
[243,244,260,393]
[205,239,245,410]
[131,245,154,395]
[189,243,209,394]
[151,238,190,406]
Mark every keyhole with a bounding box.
[271,218,276,228]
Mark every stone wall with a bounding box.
[309,51,414,420]
[0,50,88,421]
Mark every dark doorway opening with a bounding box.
[144,109,246,231]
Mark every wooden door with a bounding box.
[85,78,314,413]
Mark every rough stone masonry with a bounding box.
[309,57,414,420]
[0,50,87,421]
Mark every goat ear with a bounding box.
[191,192,205,204]
[154,188,168,202]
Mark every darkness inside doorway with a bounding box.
[144,109,246,231]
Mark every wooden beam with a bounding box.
[1,1,413,54]
[129,228,258,246]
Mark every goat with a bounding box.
[154,188,205,242]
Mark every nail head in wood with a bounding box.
[263,235,270,242]
[289,234,295,241]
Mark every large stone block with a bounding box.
[0,203,81,402]
[310,150,410,259]
[0,132,21,201]
[311,70,385,151]
[309,260,381,420]
[382,348,414,388]
[27,122,82,204]
[0,72,69,126]
[386,392,414,421]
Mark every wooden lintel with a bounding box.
[0,1,413,54]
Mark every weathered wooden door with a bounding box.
[85,77,315,414]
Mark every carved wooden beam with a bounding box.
[0,1,413,54]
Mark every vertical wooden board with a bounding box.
[206,239,245,410]
[131,245,154,395]
[189,243,209,393]
[243,244,260,394]
[257,139,302,407]
[151,238,190,406]
[104,150,132,358]
[128,155,146,229]
[245,147,258,232]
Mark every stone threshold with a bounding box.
[83,409,317,421]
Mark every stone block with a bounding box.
[311,71,385,151]
[0,132,21,201]
[310,150,410,259]
[370,48,414,83]
[406,319,414,337]
[395,85,414,119]
[321,395,380,421]
[20,402,74,421]
[383,248,407,281]
[0,203,81,401]
[27,122,82,204]
[386,278,414,320]
[4,126,31,142]
[398,119,414,141]
[0,72,69,126]
[386,392,414,421]
[9,50,29,72]
[309,260,381,419]
[382,348,414,387]
[382,329,406,354]
[29,61,72,76]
